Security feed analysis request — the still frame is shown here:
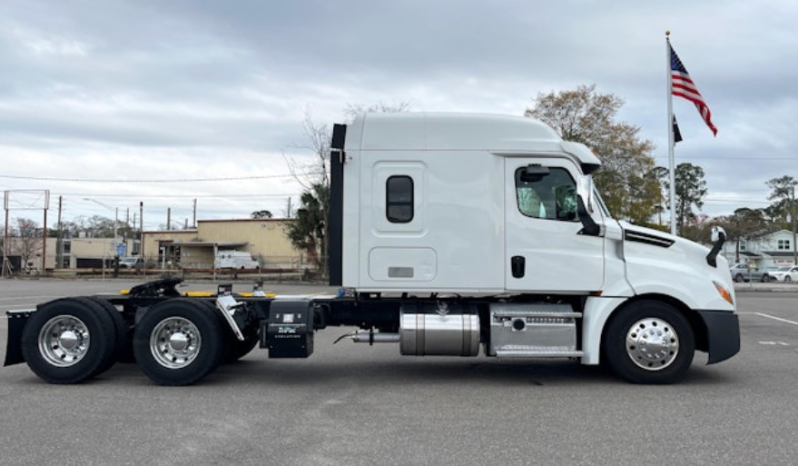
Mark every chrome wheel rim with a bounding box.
[150,317,201,369]
[626,318,679,371]
[38,315,90,367]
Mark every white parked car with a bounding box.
[766,266,798,282]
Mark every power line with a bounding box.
[51,192,297,199]
[654,156,796,160]
[0,173,316,183]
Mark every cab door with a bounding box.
[504,158,604,293]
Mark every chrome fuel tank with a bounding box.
[399,302,480,356]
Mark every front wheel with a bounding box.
[602,300,695,384]
[761,274,770,283]
[734,274,744,283]
[133,299,224,386]
[786,276,792,283]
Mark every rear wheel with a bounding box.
[225,333,259,363]
[21,298,116,384]
[762,274,770,283]
[83,297,132,366]
[602,300,695,384]
[734,274,744,283]
[194,300,258,363]
[133,299,224,386]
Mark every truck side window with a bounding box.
[515,167,578,221]
[386,175,414,223]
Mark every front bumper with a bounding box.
[696,310,740,364]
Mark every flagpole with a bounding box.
[666,30,677,236]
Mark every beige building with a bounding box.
[2,218,301,273]
[141,218,301,270]
[3,236,138,273]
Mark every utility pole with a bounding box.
[42,191,49,274]
[139,201,144,261]
[167,208,171,231]
[792,185,797,266]
[56,196,63,269]
[3,191,9,278]
[192,198,197,228]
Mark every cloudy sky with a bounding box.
[0,0,795,230]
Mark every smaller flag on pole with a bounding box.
[672,115,683,144]
[670,44,717,136]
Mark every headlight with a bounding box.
[713,281,734,305]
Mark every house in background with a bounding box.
[722,229,796,268]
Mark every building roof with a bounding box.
[761,251,798,257]
[141,229,198,235]
[197,218,292,224]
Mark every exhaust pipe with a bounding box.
[334,331,400,345]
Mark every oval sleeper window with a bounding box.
[386,175,414,223]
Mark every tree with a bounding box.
[14,218,43,270]
[766,175,797,263]
[251,210,273,219]
[765,176,797,225]
[285,183,329,271]
[525,85,660,225]
[680,213,713,244]
[710,208,771,263]
[670,163,708,231]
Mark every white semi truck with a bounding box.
[4,113,739,386]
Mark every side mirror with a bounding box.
[576,176,600,236]
[576,176,595,215]
[706,226,726,267]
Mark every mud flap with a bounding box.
[4,310,33,366]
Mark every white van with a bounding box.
[216,251,260,269]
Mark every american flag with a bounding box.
[670,45,717,136]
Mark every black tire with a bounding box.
[786,276,792,283]
[83,296,134,364]
[133,299,224,386]
[226,333,259,363]
[21,298,117,384]
[761,274,770,283]
[734,274,744,283]
[602,300,695,384]
[194,300,258,363]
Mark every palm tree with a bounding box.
[286,183,329,275]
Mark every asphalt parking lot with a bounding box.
[1,279,797,465]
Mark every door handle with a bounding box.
[511,256,525,278]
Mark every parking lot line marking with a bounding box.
[756,313,798,326]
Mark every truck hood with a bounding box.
[619,221,712,259]
[617,221,735,310]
